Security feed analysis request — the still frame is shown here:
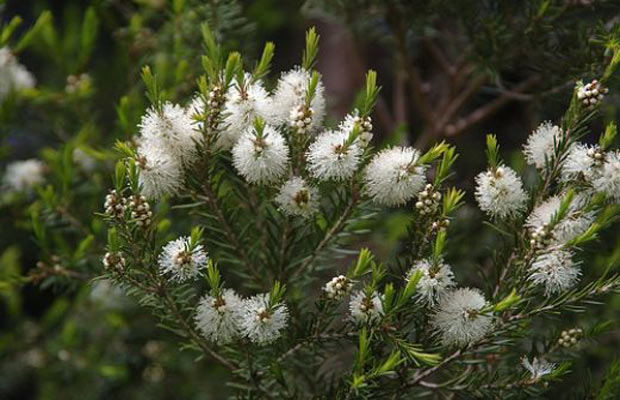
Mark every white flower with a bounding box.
[430,288,493,347]
[349,290,383,324]
[136,140,183,199]
[0,47,35,100]
[306,129,362,181]
[340,111,373,147]
[528,249,580,295]
[240,293,289,345]
[475,165,528,219]
[521,357,556,382]
[232,124,289,184]
[523,122,565,169]
[215,77,272,150]
[186,95,206,123]
[195,289,243,345]
[592,151,620,202]
[73,148,96,172]
[364,147,426,206]
[275,176,319,218]
[3,159,45,192]
[407,259,455,305]
[323,275,352,300]
[158,236,208,283]
[138,102,202,166]
[270,67,325,133]
[525,195,592,246]
[90,279,127,309]
[560,143,603,184]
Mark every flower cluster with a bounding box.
[104,190,127,219]
[195,289,244,345]
[577,79,607,107]
[364,147,426,206]
[407,259,455,305]
[523,121,565,169]
[158,237,208,283]
[430,288,493,347]
[232,123,289,184]
[2,159,46,192]
[240,294,290,345]
[528,249,581,296]
[557,327,583,348]
[526,195,592,247]
[271,68,325,134]
[217,76,272,150]
[415,184,442,216]
[306,129,362,181]
[275,176,319,218]
[341,112,373,147]
[95,30,620,399]
[560,143,604,183]
[128,194,153,226]
[349,290,384,324]
[0,47,35,101]
[475,165,527,219]
[593,151,620,202]
[323,275,353,300]
[132,100,204,199]
[102,251,126,272]
[195,290,290,346]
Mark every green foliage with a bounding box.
[1,1,620,399]
[302,26,319,71]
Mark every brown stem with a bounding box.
[276,332,355,363]
[387,6,434,127]
[277,217,291,281]
[406,349,462,387]
[444,75,541,139]
[160,287,236,371]
[199,183,266,287]
[422,38,455,77]
[290,188,359,280]
[56,205,92,238]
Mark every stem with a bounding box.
[407,349,462,387]
[443,76,541,139]
[276,332,355,363]
[56,205,92,238]
[386,5,434,127]
[160,284,236,371]
[200,158,266,287]
[290,188,359,280]
[116,223,237,372]
[277,217,291,281]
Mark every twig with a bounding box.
[387,5,435,127]
[277,217,291,281]
[199,185,266,287]
[276,332,355,363]
[443,75,541,139]
[407,349,462,387]
[422,38,455,77]
[56,205,92,238]
[160,288,237,371]
[290,188,359,280]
